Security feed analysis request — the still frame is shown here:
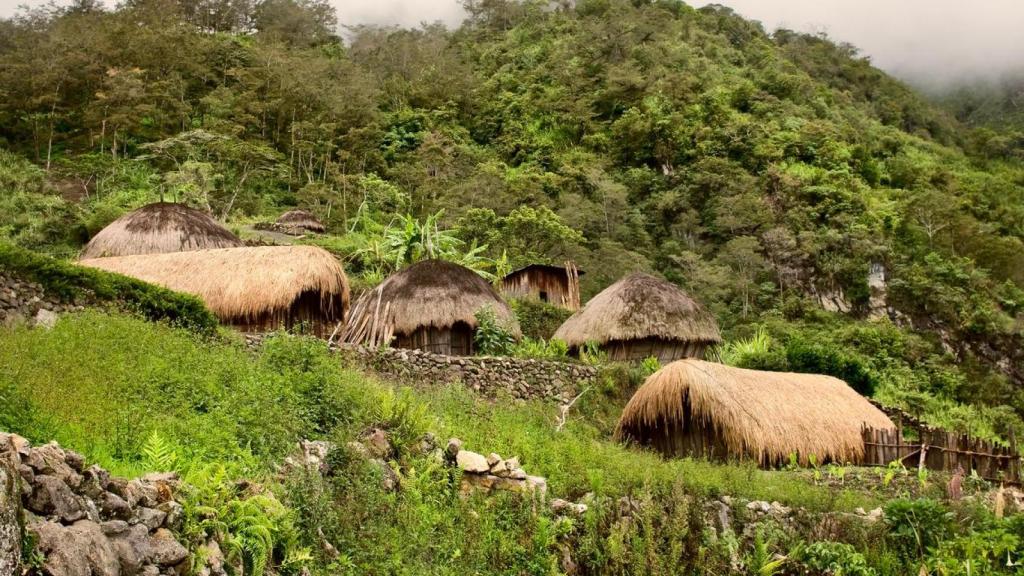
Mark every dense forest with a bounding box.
[5,0,1023,436]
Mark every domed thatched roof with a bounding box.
[275,209,325,233]
[79,245,349,324]
[553,273,721,348]
[343,259,520,347]
[615,359,895,465]
[80,202,243,259]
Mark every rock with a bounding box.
[504,457,520,471]
[28,475,86,522]
[33,308,59,329]
[490,458,509,477]
[109,523,151,574]
[372,459,400,492]
[1,456,21,576]
[509,468,527,480]
[134,507,168,530]
[525,476,548,499]
[419,432,437,454]
[158,501,184,531]
[456,450,490,474]
[97,491,132,520]
[64,450,86,473]
[123,479,159,508]
[768,501,791,517]
[148,528,188,566]
[31,519,121,576]
[363,428,392,459]
[100,520,129,536]
[81,465,111,499]
[27,443,82,488]
[865,507,883,522]
[551,498,587,516]
[486,453,502,468]
[746,500,771,514]
[200,538,227,576]
[445,438,463,459]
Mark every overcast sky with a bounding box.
[2,0,1021,87]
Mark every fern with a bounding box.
[140,430,178,471]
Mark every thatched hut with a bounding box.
[553,273,721,363]
[343,259,521,356]
[80,202,243,259]
[616,359,895,465]
[275,209,326,234]
[501,262,582,311]
[80,246,349,336]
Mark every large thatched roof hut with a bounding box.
[616,359,895,465]
[80,246,349,336]
[343,259,521,356]
[275,209,325,234]
[553,273,721,363]
[80,202,243,259]
[501,262,582,311]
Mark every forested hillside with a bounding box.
[1,0,1023,436]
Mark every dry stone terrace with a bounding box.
[0,433,191,576]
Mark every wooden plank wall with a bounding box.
[861,425,1021,484]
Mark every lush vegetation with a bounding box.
[2,0,1024,572]
[0,0,1021,439]
[3,312,1021,575]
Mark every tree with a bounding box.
[456,205,584,268]
[253,0,337,47]
[715,236,767,317]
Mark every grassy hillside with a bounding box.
[3,311,1022,575]
[0,0,1021,437]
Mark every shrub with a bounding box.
[509,297,573,340]
[473,305,516,356]
[785,336,876,395]
[794,541,876,576]
[511,337,570,360]
[883,498,954,563]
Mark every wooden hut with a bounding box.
[343,259,521,356]
[80,202,243,259]
[615,359,895,465]
[275,209,326,234]
[553,273,721,363]
[501,262,582,311]
[79,246,349,336]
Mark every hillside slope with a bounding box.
[0,1,1021,431]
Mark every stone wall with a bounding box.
[0,272,87,328]
[334,343,599,403]
[0,452,20,576]
[0,433,188,576]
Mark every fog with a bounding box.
[2,0,1021,88]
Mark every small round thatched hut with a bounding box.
[79,246,349,336]
[343,259,521,356]
[80,202,243,259]
[553,273,721,363]
[615,359,895,465]
[275,209,325,234]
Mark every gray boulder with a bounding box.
[0,457,21,576]
[31,519,121,576]
[27,475,86,522]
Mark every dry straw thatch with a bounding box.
[343,259,520,348]
[616,359,895,465]
[80,246,349,333]
[553,272,721,348]
[276,209,326,233]
[80,202,243,259]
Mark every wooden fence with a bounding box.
[861,425,1021,484]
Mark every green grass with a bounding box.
[3,311,1016,576]
[0,310,878,512]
